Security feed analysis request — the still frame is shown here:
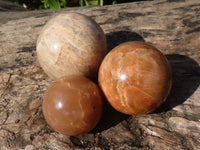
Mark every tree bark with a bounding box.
[0,0,200,149]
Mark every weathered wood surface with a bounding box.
[0,0,200,149]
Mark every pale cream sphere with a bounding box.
[36,12,107,79]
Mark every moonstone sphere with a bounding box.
[42,75,103,136]
[37,12,107,79]
[98,41,172,115]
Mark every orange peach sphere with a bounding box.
[43,76,103,136]
[98,41,172,115]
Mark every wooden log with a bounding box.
[0,0,200,149]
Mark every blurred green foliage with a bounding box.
[5,0,140,9]
[79,0,103,6]
[41,0,66,9]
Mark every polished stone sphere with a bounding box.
[37,12,107,79]
[42,76,103,136]
[98,41,172,115]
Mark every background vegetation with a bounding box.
[5,0,142,9]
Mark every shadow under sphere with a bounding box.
[106,31,145,51]
[154,54,200,113]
